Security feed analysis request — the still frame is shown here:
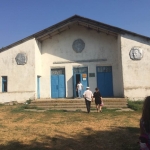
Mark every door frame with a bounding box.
[73,67,88,98]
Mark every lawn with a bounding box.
[0,104,142,150]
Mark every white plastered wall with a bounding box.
[35,40,42,98]
[121,34,150,100]
[40,24,124,98]
[0,39,36,103]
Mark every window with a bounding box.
[2,76,7,92]
[97,66,112,72]
[51,69,65,75]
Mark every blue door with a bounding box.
[58,75,65,98]
[97,66,113,97]
[51,75,59,98]
[51,69,65,98]
[81,74,88,93]
[37,76,40,99]
[73,67,88,98]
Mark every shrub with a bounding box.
[25,99,32,104]
[128,100,143,111]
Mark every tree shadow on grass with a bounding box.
[0,127,139,150]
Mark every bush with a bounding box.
[25,99,32,104]
[128,100,143,111]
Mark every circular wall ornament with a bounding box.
[15,53,27,65]
[72,39,85,53]
[129,47,143,60]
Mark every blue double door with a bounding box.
[51,69,65,98]
[97,66,113,97]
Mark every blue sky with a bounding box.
[0,0,150,48]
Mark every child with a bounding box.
[139,96,150,150]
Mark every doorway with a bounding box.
[37,76,41,99]
[73,67,88,98]
[75,74,80,97]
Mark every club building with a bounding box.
[0,15,150,103]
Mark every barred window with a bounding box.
[73,67,88,73]
[97,66,112,72]
[51,69,65,75]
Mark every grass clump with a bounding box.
[0,103,4,107]
[11,105,26,113]
[128,100,143,111]
[25,99,32,104]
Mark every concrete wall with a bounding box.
[0,39,36,103]
[35,40,42,98]
[40,24,123,98]
[121,34,150,100]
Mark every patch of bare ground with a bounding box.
[0,105,141,150]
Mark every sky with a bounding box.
[0,0,150,48]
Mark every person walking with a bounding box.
[83,87,93,113]
[139,96,150,150]
[93,88,103,112]
[77,81,83,98]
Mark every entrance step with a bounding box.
[28,98,128,111]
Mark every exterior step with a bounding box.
[28,98,128,110]
[29,102,127,106]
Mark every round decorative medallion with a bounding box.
[15,53,27,65]
[129,47,143,60]
[72,39,85,53]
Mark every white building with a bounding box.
[0,15,150,103]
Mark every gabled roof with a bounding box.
[0,15,150,52]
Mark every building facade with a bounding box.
[0,15,150,103]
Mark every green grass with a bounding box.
[128,100,143,111]
[11,105,26,113]
[11,105,41,113]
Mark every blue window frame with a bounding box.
[2,76,7,92]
